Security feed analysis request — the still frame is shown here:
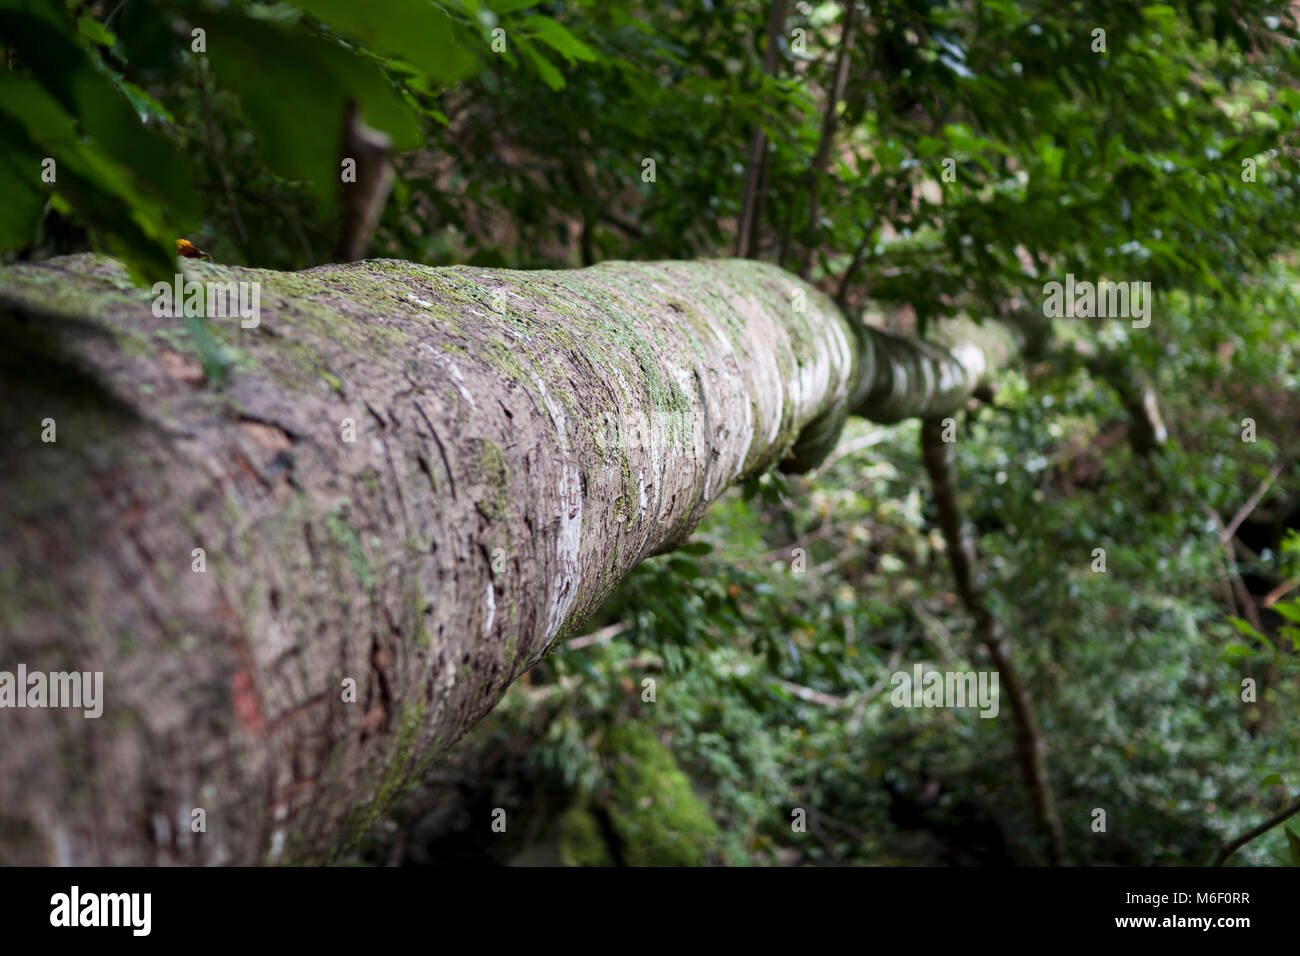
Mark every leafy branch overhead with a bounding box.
[0,0,596,280]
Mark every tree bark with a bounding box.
[0,252,1014,863]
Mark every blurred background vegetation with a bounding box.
[3,0,1300,864]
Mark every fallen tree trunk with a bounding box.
[0,253,1013,864]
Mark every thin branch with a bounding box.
[1262,578,1300,608]
[815,425,886,470]
[735,0,788,258]
[1206,508,1263,631]
[603,212,644,239]
[775,662,896,712]
[753,518,857,563]
[798,0,859,278]
[775,679,848,708]
[1212,794,1300,866]
[834,228,874,312]
[205,181,315,265]
[745,148,772,259]
[847,649,902,735]
[1079,353,1169,457]
[566,621,631,650]
[562,158,599,265]
[920,417,1068,865]
[909,600,963,668]
[1220,463,1285,545]
[266,192,315,267]
[1210,543,1242,621]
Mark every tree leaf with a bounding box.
[1287,826,1300,867]
[519,38,564,90]
[522,15,597,64]
[203,12,421,210]
[287,0,480,86]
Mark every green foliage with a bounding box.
[0,0,509,276]
[10,0,1299,297]
[0,0,196,280]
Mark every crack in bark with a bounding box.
[415,401,457,501]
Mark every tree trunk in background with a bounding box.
[920,418,1067,864]
[0,253,1013,864]
[734,0,788,259]
[797,0,859,279]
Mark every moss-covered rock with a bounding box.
[600,724,719,866]
[557,805,615,867]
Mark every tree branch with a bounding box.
[798,0,859,278]
[1212,794,1300,866]
[919,417,1068,865]
[735,0,788,258]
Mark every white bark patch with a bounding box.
[757,342,786,448]
[669,364,696,402]
[647,410,667,518]
[532,375,583,644]
[446,361,478,409]
[893,364,911,404]
[269,829,286,861]
[735,392,756,479]
[420,343,479,409]
[950,342,987,385]
[692,316,753,483]
[920,360,938,405]
[793,316,853,423]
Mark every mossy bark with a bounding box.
[0,253,1011,864]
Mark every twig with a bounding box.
[566,621,631,650]
[1210,545,1241,621]
[1212,794,1300,866]
[847,649,901,734]
[603,213,644,239]
[1206,508,1262,631]
[815,426,886,470]
[1220,463,1285,545]
[835,228,874,312]
[909,600,962,667]
[753,519,856,563]
[776,656,898,712]
[1262,578,1300,608]
[775,680,848,708]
